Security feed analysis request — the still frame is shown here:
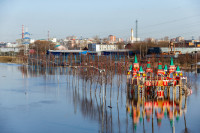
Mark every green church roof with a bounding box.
[129,65,133,71]
[158,61,162,70]
[55,45,61,48]
[164,65,167,71]
[170,57,174,65]
[134,55,138,63]
[176,66,180,72]
[147,60,151,68]
[139,66,143,72]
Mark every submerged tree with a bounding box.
[29,40,56,55]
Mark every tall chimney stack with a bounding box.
[131,28,134,43]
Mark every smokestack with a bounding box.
[22,25,24,39]
[131,28,134,43]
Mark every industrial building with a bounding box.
[0,47,20,53]
[47,49,134,57]
[129,28,140,43]
[88,43,119,51]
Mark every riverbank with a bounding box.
[0,56,22,64]
[0,55,199,72]
[0,56,14,63]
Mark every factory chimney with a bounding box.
[131,28,134,43]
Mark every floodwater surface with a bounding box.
[0,63,200,133]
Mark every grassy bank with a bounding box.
[0,56,22,63]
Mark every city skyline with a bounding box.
[0,0,200,42]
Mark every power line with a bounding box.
[140,15,200,29]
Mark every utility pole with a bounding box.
[136,20,138,42]
[48,30,50,41]
[196,42,197,74]
[136,20,141,59]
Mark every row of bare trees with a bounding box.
[129,41,169,58]
[18,40,56,56]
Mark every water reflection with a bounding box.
[15,65,194,133]
[126,84,189,132]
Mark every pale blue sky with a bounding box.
[0,0,200,42]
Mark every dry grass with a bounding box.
[0,56,16,63]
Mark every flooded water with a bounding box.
[0,63,200,133]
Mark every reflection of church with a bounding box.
[126,85,189,129]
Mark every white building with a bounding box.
[49,38,57,43]
[176,36,184,42]
[88,43,118,51]
[16,38,34,46]
[0,47,20,53]
[6,43,19,47]
[30,39,35,43]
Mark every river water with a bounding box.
[0,63,200,133]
